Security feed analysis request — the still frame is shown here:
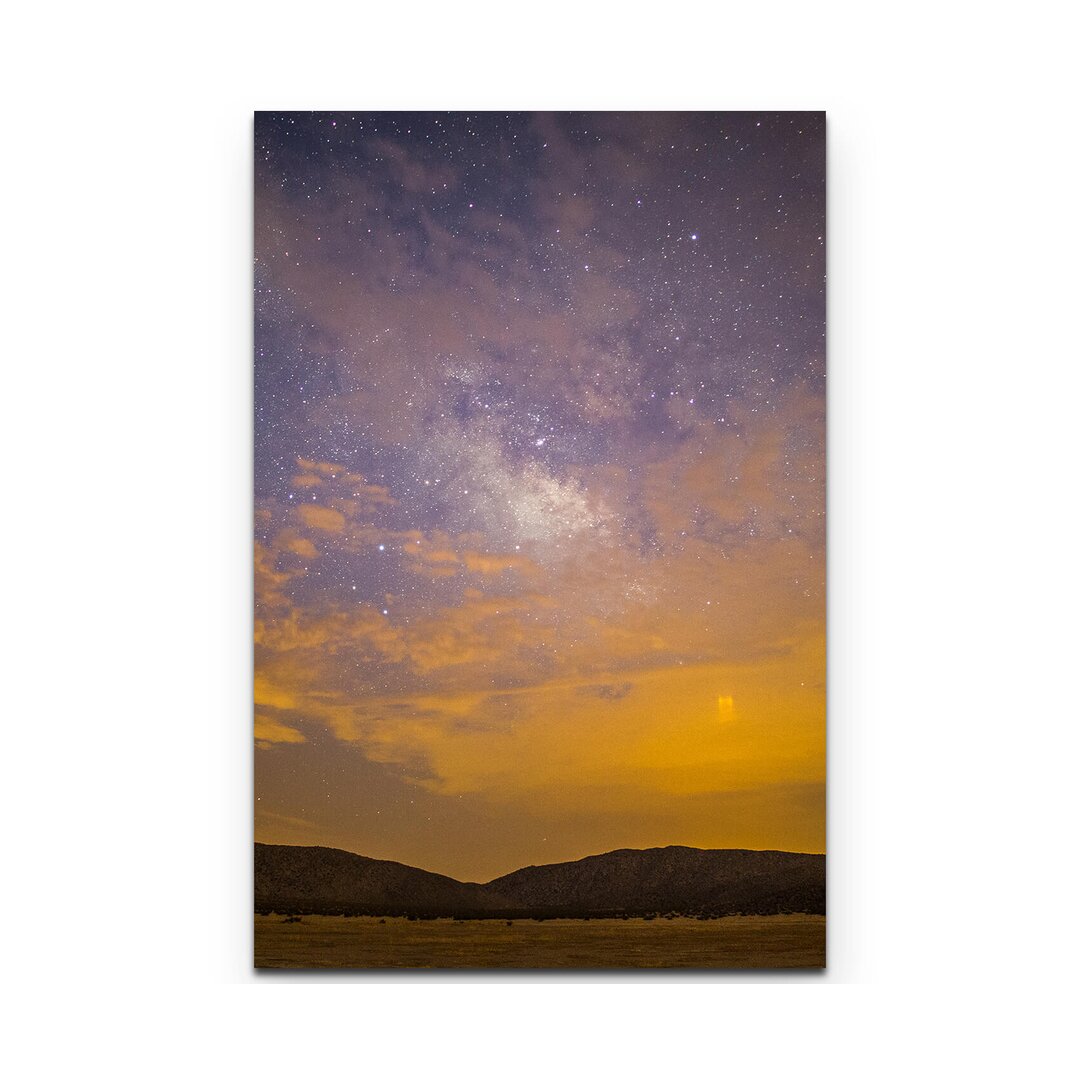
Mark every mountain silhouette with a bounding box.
[488,846,824,915]
[255,843,497,915]
[255,843,825,917]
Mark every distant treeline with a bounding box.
[256,900,824,920]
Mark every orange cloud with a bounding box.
[288,460,398,521]
[342,475,396,507]
[462,551,534,576]
[285,639,823,815]
[296,504,346,533]
[255,711,307,746]
[404,543,462,579]
[254,672,299,711]
[296,457,343,476]
[277,530,319,558]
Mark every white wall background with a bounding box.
[3,2,1076,1076]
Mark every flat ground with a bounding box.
[254,913,825,969]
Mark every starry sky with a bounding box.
[254,112,825,883]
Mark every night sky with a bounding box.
[254,112,825,883]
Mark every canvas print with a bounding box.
[254,112,825,968]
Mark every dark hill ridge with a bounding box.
[488,846,824,916]
[254,843,498,915]
[256,843,825,917]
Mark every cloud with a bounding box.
[296,457,341,476]
[461,551,533,576]
[254,673,298,711]
[577,681,634,701]
[369,138,459,195]
[255,711,307,747]
[404,541,462,579]
[317,652,824,806]
[277,530,319,558]
[295,504,346,533]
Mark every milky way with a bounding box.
[254,113,825,881]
